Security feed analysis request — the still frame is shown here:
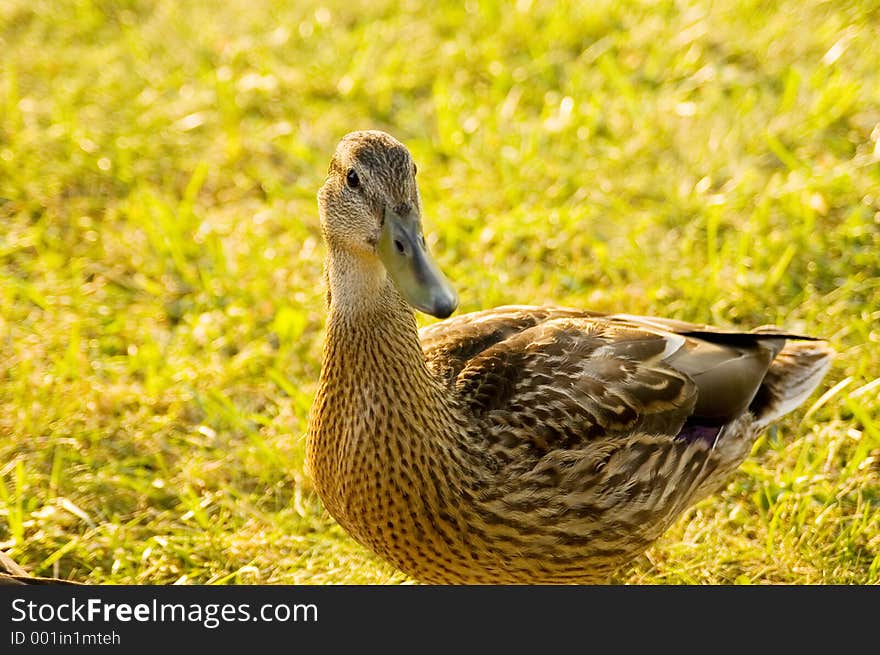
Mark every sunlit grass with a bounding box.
[0,0,878,584]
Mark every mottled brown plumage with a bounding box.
[306,130,834,584]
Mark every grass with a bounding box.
[0,0,878,584]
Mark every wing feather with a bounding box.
[420,306,807,452]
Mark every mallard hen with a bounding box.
[306,130,833,584]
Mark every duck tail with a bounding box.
[749,339,835,429]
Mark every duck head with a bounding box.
[317,130,458,319]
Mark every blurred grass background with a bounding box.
[0,0,878,583]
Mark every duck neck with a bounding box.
[321,248,432,383]
[308,249,458,512]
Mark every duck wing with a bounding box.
[421,306,819,451]
[420,305,606,384]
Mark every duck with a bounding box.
[305,130,834,584]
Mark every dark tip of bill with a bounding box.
[432,297,457,319]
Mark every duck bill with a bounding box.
[378,207,458,319]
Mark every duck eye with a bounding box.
[346,169,360,189]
